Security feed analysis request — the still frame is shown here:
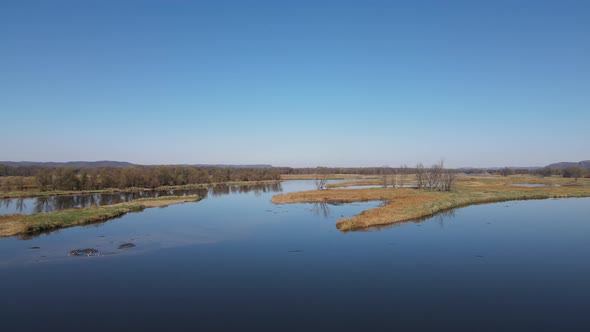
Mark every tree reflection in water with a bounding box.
[311,202,331,218]
[1,182,282,214]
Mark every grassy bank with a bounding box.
[326,179,388,188]
[0,195,201,237]
[272,176,590,231]
[324,174,590,189]
[0,180,280,199]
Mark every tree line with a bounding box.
[1,166,281,192]
[2,163,588,192]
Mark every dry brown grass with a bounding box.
[272,175,590,231]
[325,174,420,188]
[326,180,382,188]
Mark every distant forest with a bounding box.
[0,165,282,191]
[0,163,587,192]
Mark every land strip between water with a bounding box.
[0,195,201,237]
[0,180,279,199]
[272,176,590,231]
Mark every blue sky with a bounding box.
[1,0,588,167]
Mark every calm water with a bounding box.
[1,180,589,331]
[0,183,281,215]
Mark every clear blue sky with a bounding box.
[1,0,588,167]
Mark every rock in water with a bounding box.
[118,243,136,249]
[70,248,99,256]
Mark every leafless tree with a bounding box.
[315,174,328,190]
[380,168,388,188]
[391,168,397,188]
[416,163,425,189]
[441,169,456,192]
[398,165,408,188]
[563,167,583,182]
[426,159,445,190]
[499,167,513,177]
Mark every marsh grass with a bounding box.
[272,175,590,231]
[0,195,201,237]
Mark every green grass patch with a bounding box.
[0,195,201,237]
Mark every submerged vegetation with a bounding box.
[0,195,201,237]
[272,175,590,231]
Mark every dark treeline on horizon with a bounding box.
[0,165,281,191]
[0,164,588,192]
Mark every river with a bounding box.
[0,180,589,331]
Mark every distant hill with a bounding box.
[546,160,590,169]
[0,161,274,168]
[0,161,137,168]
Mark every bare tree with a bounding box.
[314,174,328,190]
[563,167,583,182]
[398,165,408,188]
[380,167,388,188]
[391,168,397,188]
[426,159,445,190]
[499,167,513,177]
[441,169,456,191]
[416,163,425,189]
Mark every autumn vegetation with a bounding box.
[0,165,281,195]
[272,174,590,231]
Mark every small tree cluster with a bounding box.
[499,167,514,177]
[562,167,583,182]
[416,159,455,192]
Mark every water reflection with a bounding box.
[209,182,282,197]
[0,182,283,215]
[311,202,332,218]
[353,207,457,232]
[435,209,456,228]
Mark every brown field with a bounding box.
[272,174,590,231]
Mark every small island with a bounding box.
[0,195,201,237]
[272,174,590,231]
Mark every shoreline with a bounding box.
[271,182,590,231]
[0,195,202,238]
[0,180,281,199]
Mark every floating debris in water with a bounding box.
[69,248,100,257]
[288,250,303,253]
[28,246,41,250]
[118,243,136,249]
